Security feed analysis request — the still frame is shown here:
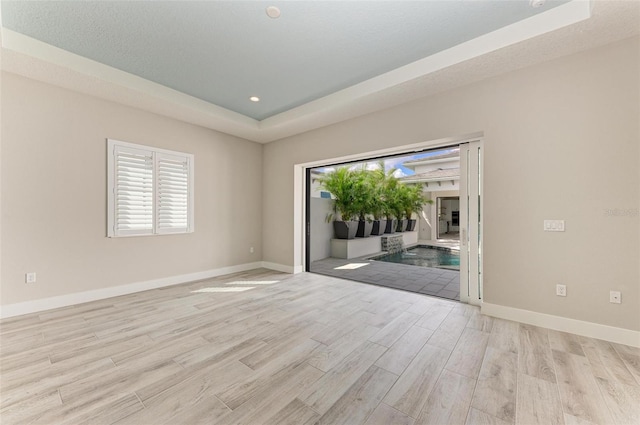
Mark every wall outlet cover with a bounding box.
[609,291,621,304]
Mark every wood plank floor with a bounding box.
[1,269,638,425]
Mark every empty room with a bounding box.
[1,1,639,424]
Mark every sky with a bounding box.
[313,148,457,177]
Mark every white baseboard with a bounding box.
[482,302,640,348]
[260,261,302,274]
[0,262,264,319]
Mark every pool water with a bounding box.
[374,246,460,270]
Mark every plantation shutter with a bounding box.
[113,145,154,236]
[156,153,190,234]
[108,139,194,237]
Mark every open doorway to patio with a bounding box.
[436,197,460,240]
[306,146,462,301]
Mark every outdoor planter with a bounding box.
[356,220,373,238]
[384,219,397,234]
[406,219,417,231]
[333,220,358,239]
[371,219,387,236]
[318,165,431,241]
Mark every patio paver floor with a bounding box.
[310,257,460,301]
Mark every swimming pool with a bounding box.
[373,246,460,270]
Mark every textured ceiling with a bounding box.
[1,0,568,120]
[1,1,638,143]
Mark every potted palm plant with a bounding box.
[368,163,387,236]
[317,167,358,239]
[404,183,431,231]
[374,164,399,234]
[392,184,409,232]
[370,188,387,236]
[352,168,375,238]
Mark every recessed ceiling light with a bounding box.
[249,96,260,102]
[529,0,546,8]
[266,6,281,19]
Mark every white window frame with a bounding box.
[107,139,195,237]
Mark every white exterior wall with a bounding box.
[421,190,460,240]
[309,197,334,261]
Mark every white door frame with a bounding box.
[459,140,484,305]
[292,132,484,275]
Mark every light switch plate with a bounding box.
[544,220,565,232]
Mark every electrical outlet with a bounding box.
[610,291,621,304]
[556,284,566,297]
[25,272,37,283]
[250,247,254,253]
[544,220,565,232]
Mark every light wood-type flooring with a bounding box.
[1,269,638,425]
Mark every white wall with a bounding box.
[310,197,333,262]
[418,198,434,241]
[262,37,640,332]
[424,190,460,240]
[1,72,263,307]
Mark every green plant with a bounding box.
[367,163,384,220]
[351,167,376,221]
[388,183,409,221]
[371,162,401,220]
[403,183,432,219]
[317,163,431,224]
[317,167,358,221]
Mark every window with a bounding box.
[107,139,194,237]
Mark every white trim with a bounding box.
[403,157,460,169]
[459,145,470,304]
[260,261,302,274]
[482,302,640,348]
[0,262,262,319]
[406,177,460,184]
[299,133,483,170]
[0,261,302,319]
[108,138,195,159]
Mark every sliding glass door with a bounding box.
[459,141,483,305]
